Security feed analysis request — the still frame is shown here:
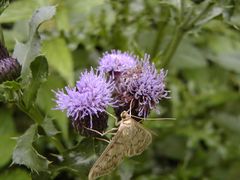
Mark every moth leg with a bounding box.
[115,121,121,126]
[95,137,110,143]
[102,128,118,136]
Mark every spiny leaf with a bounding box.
[23,56,48,109]
[12,124,50,172]
[13,6,56,77]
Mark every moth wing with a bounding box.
[88,124,131,180]
[126,119,152,157]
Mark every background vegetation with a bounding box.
[0,0,240,179]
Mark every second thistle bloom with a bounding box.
[98,50,137,78]
[54,69,115,137]
[115,54,169,119]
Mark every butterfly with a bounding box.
[88,110,152,180]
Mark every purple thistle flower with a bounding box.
[54,69,115,137]
[98,50,137,77]
[0,42,21,83]
[115,54,169,119]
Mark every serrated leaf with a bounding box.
[42,37,74,85]
[12,125,49,172]
[36,74,69,141]
[13,6,56,77]
[51,139,104,177]
[23,56,48,108]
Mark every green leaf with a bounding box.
[196,7,223,26]
[55,2,70,32]
[0,136,16,168]
[2,81,22,91]
[36,74,69,141]
[30,56,48,79]
[0,81,21,102]
[12,125,50,172]
[160,0,181,11]
[0,0,38,23]
[212,113,240,135]
[170,40,207,69]
[41,117,59,136]
[0,0,9,15]
[207,35,240,73]
[51,139,104,177]
[0,109,16,168]
[42,37,74,85]
[23,56,48,109]
[0,168,31,180]
[13,6,56,77]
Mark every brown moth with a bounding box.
[88,111,152,180]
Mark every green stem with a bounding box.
[186,1,214,30]
[160,0,214,68]
[151,20,168,58]
[0,25,5,45]
[161,28,185,68]
[17,102,66,154]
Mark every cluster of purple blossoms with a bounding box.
[0,42,21,83]
[54,50,169,137]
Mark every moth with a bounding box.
[88,110,152,180]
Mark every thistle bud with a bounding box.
[0,43,21,83]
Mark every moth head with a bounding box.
[120,111,131,120]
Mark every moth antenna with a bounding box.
[130,114,176,121]
[128,99,134,117]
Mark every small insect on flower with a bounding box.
[88,111,152,180]
[53,69,116,137]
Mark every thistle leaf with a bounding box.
[12,125,50,172]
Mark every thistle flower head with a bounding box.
[115,54,169,118]
[0,43,21,83]
[54,69,115,136]
[98,50,137,76]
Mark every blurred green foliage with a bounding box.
[1,0,240,179]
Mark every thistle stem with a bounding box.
[0,25,4,45]
[160,0,214,68]
[161,28,185,68]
